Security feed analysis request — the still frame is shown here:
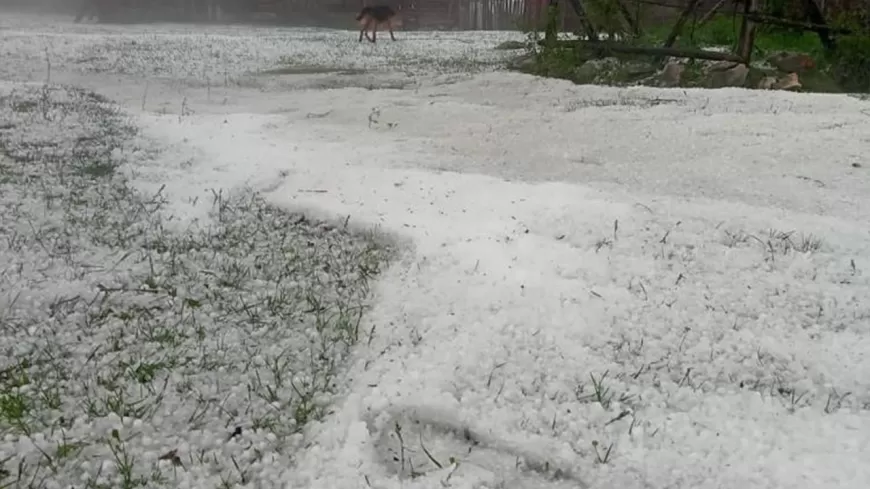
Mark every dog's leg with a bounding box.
[387,19,396,41]
[89,0,100,21]
[365,20,377,42]
[74,0,89,22]
[359,18,368,42]
[370,22,378,43]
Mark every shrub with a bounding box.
[828,8,870,92]
[828,33,870,92]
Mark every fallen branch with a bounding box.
[539,39,746,63]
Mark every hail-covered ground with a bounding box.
[1,11,870,489]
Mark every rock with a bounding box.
[622,61,657,78]
[508,54,536,72]
[660,62,684,87]
[495,40,526,51]
[773,72,802,91]
[709,63,749,88]
[623,61,654,75]
[572,57,618,84]
[767,52,816,73]
[572,63,598,83]
[708,61,741,72]
[757,76,777,89]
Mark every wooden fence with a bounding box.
[453,0,598,31]
[457,0,527,29]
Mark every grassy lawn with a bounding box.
[642,16,870,92]
[521,10,870,93]
[642,16,827,57]
[0,84,393,488]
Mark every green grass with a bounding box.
[642,16,827,59]
[0,84,393,488]
[641,16,870,92]
[644,16,822,53]
[519,12,870,92]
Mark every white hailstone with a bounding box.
[313,393,331,406]
[177,440,191,454]
[287,433,303,447]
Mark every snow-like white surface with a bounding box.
[135,77,870,489]
[0,13,523,84]
[3,14,870,489]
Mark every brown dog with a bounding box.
[356,5,401,43]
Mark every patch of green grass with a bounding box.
[0,391,30,428]
[77,160,117,178]
[642,16,826,56]
[641,16,870,92]
[523,13,870,92]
